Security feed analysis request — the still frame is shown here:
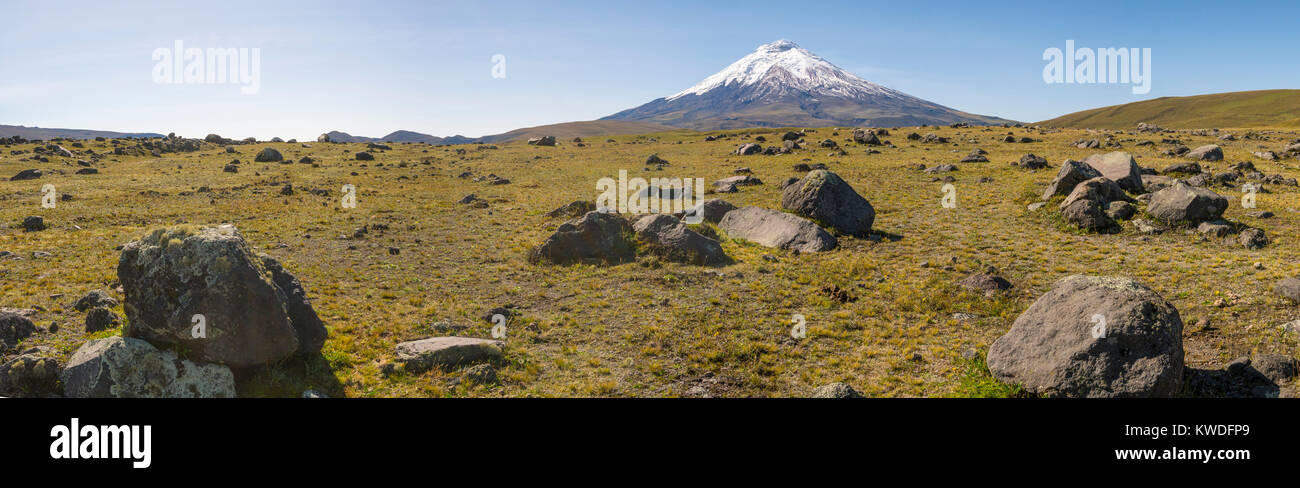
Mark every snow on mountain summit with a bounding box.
[666,39,909,102]
[603,39,1010,129]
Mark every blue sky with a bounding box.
[2,0,1297,140]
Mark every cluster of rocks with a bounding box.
[527,167,876,268]
[0,225,331,398]
[1037,150,1268,245]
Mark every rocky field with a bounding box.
[2,124,1299,398]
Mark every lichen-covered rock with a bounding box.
[0,353,61,397]
[810,382,862,398]
[61,337,235,398]
[116,225,326,368]
[780,170,874,236]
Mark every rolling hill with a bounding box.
[0,124,163,140]
[323,120,676,145]
[1038,89,1300,129]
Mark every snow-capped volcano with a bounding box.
[666,40,907,102]
[604,40,1010,129]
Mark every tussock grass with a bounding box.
[1,124,1298,397]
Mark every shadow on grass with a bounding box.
[234,351,346,398]
[1183,366,1280,398]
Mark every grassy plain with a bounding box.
[2,124,1298,397]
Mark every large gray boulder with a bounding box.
[718,207,837,253]
[396,337,504,374]
[1059,177,1133,210]
[852,129,881,145]
[61,337,235,398]
[632,214,728,265]
[1082,152,1144,193]
[260,255,328,354]
[253,147,283,162]
[1042,159,1102,200]
[527,136,556,146]
[1061,199,1116,232]
[1146,180,1228,225]
[116,225,327,368]
[987,275,1184,398]
[1186,144,1224,161]
[780,170,875,236]
[529,211,636,265]
[10,169,42,181]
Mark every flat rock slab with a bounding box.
[396,337,505,373]
[718,207,837,253]
[1082,152,1143,193]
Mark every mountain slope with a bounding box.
[0,124,163,140]
[603,40,1010,129]
[323,120,676,145]
[1039,89,1300,129]
[482,120,676,142]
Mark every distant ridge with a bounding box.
[1039,89,1300,129]
[323,120,676,145]
[0,124,163,140]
